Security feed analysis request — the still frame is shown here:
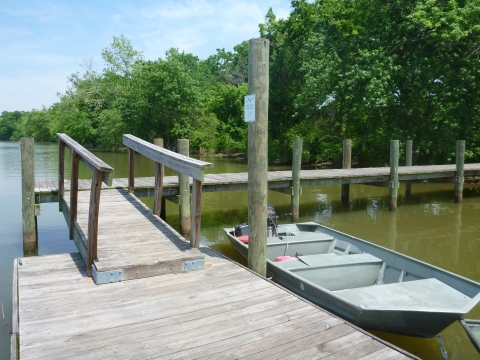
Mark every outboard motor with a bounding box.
[234,204,290,239]
[267,204,278,237]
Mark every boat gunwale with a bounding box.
[459,319,480,353]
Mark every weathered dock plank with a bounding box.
[15,250,415,360]
[10,334,17,360]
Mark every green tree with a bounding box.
[0,111,24,140]
[101,34,144,78]
[11,108,55,142]
[264,0,480,165]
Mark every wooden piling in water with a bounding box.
[341,139,352,205]
[405,140,412,198]
[291,139,302,221]
[153,138,166,220]
[455,140,465,203]
[247,38,269,277]
[178,139,191,235]
[389,140,399,211]
[20,138,37,252]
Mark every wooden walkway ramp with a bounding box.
[35,163,480,203]
[51,133,213,282]
[62,187,204,281]
[12,248,415,359]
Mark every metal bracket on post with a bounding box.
[92,265,123,284]
[184,258,205,272]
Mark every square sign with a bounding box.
[244,94,255,122]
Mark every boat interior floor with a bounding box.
[334,278,471,311]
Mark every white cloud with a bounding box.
[123,0,291,59]
[0,0,293,111]
[0,75,68,112]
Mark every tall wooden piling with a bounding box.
[341,139,352,205]
[178,139,191,235]
[291,139,303,221]
[247,38,269,277]
[455,140,465,203]
[389,140,399,211]
[405,140,413,198]
[153,138,166,220]
[20,138,37,253]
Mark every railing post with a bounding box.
[153,139,165,220]
[69,150,80,240]
[247,38,269,277]
[178,139,191,235]
[291,139,303,221]
[405,140,413,198]
[190,179,203,248]
[87,169,103,277]
[128,148,135,193]
[341,139,352,205]
[389,140,399,211]
[455,140,465,203]
[58,140,65,211]
[20,138,37,253]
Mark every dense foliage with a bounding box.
[262,0,480,165]
[0,35,249,153]
[1,0,479,166]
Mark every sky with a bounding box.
[0,0,292,112]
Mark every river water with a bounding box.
[1,141,480,359]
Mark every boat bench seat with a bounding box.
[267,235,335,259]
[334,278,472,310]
[272,253,381,270]
[272,253,384,291]
[298,253,381,267]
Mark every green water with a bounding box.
[1,141,480,359]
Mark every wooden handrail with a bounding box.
[57,133,114,185]
[123,134,212,181]
[123,134,213,248]
[57,133,114,277]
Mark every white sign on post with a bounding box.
[244,94,255,122]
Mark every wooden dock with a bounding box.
[35,163,480,203]
[12,250,415,359]
[10,134,419,359]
